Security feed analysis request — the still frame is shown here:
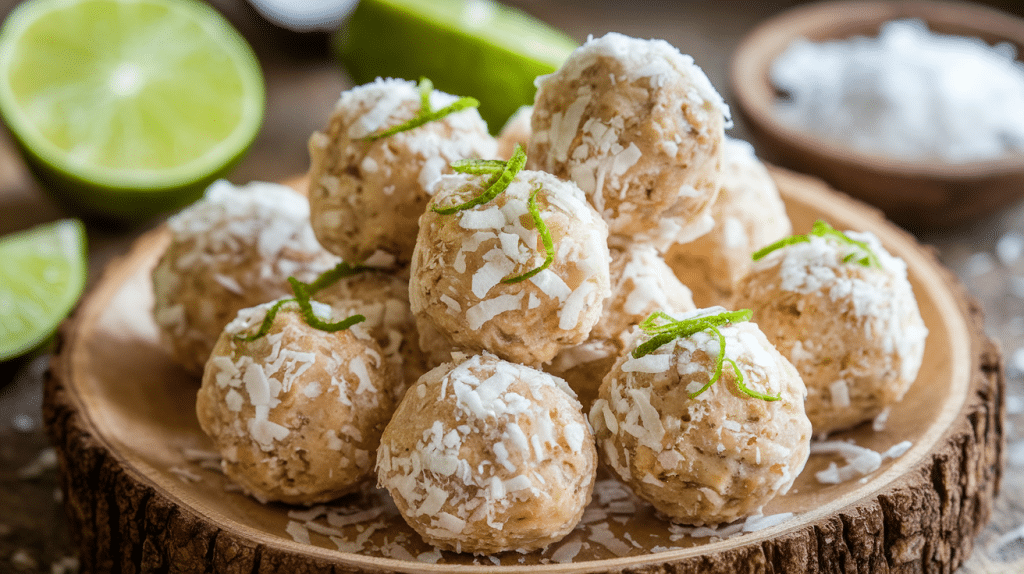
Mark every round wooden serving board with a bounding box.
[44,167,1004,573]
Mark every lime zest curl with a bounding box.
[502,185,554,284]
[362,77,480,141]
[288,277,366,332]
[432,144,527,215]
[631,309,780,402]
[305,261,367,295]
[449,158,506,175]
[233,263,368,342]
[752,220,880,268]
[233,298,294,342]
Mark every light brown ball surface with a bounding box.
[196,301,397,505]
[152,180,339,375]
[315,270,427,398]
[549,244,696,411]
[589,309,811,525]
[528,32,729,249]
[307,78,497,267]
[376,352,597,554]
[666,137,792,307]
[410,169,611,366]
[733,230,928,435]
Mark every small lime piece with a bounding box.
[0,0,265,220]
[0,219,87,362]
[334,0,578,131]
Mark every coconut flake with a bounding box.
[829,380,851,408]
[622,353,672,373]
[466,293,523,330]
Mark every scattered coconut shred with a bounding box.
[811,440,913,485]
[277,477,795,564]
[172,429,912,560]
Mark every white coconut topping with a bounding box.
[811,439,913,484]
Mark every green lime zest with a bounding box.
[233,263,368,342]
[752,220,880,268]
[363,77,480,141]
[305,261,367,295]
[450,158,507,175]
[288,277,366,332]
[233,297,295,342]
[631,309,779,401]
[502,185,554,284]
[731,355,782,401]
[432,144,526,215]
[633,309,752,358]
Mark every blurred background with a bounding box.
[3,0,1024,572]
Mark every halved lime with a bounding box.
[334,0,578,131]
[0,0,265,220]
[0,219,87,362]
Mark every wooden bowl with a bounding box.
[730,0,1024,230]
[43,168,1004,572]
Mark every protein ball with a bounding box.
[589,308,811,525]
[315,270,427,398]
[666,137,792,307]
[528,32,729,249]
[410,169,611,366]
[376,352,597,554]
[496,105,533,160]
[152,180,339,375]
[196,300,397,505]
[307,78,497,266]
[733,229,928,435]
[549,244,696,411]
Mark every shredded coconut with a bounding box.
[772,19,1024,162]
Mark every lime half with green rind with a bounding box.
[0,0,265,220]
[0,219,87,362]
[334,0,578,132]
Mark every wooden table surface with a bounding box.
[2,1,1024,572]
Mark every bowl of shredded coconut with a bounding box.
[730,0,1024,229]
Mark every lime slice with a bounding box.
[0,0,265,220]
[0,219,87,362]
[334,0,578,131]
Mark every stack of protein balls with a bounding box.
[150,32,927,556]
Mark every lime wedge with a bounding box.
[0,219,87,362]
[334,0,578,131]
[0,0,265,220]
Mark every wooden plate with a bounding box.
[44,167,1004,573]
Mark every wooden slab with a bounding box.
[43,166,1004,573]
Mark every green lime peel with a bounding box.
[752,220,880,268]
[501,185,554,284]
[633,309,781,401]
[363,77,479,141]
[234,261,368,342]
[432,144,526,215]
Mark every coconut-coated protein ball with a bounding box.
[315,270,427,398]
[589,308,811,525]
[496,105,532,160]
[528,32,730,249]
[549,244,696,411]
[376,352,597,554]
[666,138,792,307]
[152,180,340,375]
[410,169,611,366]
[307,78,497,266]
[196,300,398,505]
[733,227,928,435]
